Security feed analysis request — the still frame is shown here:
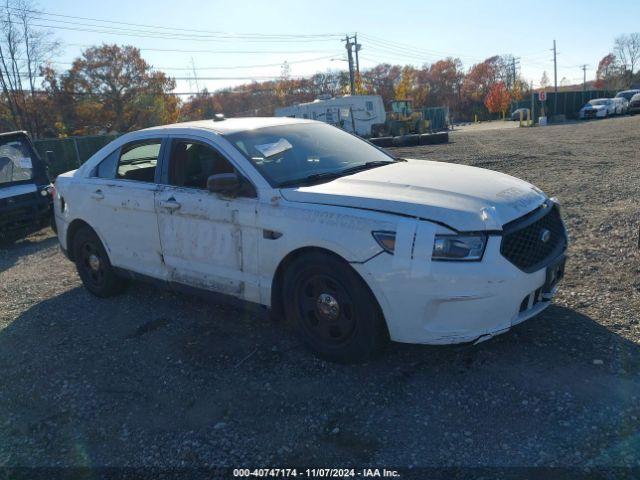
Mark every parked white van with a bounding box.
[275,95,386,137]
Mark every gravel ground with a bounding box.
[1,115,639,472]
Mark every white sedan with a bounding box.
[54,118,568,362]
[579,98,615,119]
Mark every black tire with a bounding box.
[282,252,388,363]
[73,226,127,297]
[50,208,57,234]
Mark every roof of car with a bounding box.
[141,116,316,135]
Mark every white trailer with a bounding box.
[274,95,386,137]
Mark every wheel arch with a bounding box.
[66,219,103,262]
[269,246,387,336]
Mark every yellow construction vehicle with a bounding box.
[371,100,430,137]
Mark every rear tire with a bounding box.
[73,226,127,297]
[282,252,388,363]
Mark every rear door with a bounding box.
[155,135,260,302]
[83,138,168,280]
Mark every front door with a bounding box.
[155,137,260,302]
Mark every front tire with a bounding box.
[282,252,388,363]
[73,226,127,297]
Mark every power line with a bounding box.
[65,44,336,55]
[16,54,340,72]
[360,33,487,61]
[5,6,343,39]
[2,19,342,43]
[152,55,339,71]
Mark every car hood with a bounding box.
[279,160,547,231]
[584,105,606,110]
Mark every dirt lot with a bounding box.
[1,115,639,472]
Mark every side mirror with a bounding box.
[207,173,240,196]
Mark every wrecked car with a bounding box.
[53,117,568,362]
[0,131,54,241]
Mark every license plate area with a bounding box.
[542,255,566,295]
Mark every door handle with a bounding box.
[159,199,181,211]
[91,189,104,200]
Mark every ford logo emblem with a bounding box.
[540,229,551,243]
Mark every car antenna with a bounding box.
[212,113,225,122]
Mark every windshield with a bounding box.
[0,137,35,185]
[225,123,396,187]
[589,99,609,106]
[616,91,639,100]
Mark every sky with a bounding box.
[39,0,639,96]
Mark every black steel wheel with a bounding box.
[73,226,126,297]
[296,273,357,347]
[283,252,388,363]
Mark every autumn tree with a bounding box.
[540,71,550,89]
[55,44,178,134]
[594,53,627,90]
[511,79,527,101]
[485,82,511,118]
[0,0,58,137]
[394,65,416,100]
[425,57,464,109]
[361,63,402,108]
[614,33,640,79]
[310,71,347,97]
[179,89,224,121]
[459,56,501,120]
[462,56,500,102]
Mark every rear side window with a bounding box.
[116,140,161,183]
[95,149,119,179]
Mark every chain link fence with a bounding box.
[512,90,618,122]
[33,134,118,177]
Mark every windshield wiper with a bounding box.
[278,160,397,188]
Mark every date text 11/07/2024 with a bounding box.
[232,468,401,477]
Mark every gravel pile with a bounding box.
[1,115,639,470]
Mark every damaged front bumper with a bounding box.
[353,236,566,345]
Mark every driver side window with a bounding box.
[167,140,255,197]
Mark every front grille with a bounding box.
[500,204,567,273]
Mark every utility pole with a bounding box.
[581,64,588,104]
[190,57,200,94]
[354,33,362,93]
[551,40,558,116]
[552,40,558,93]
[530,80,534,126]
[509,57,520,88]
[345,35,356,95]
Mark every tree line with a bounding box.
[594,33,640,90]
[1,1,638,138]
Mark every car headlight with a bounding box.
[432,234,487,261]
[372,231,487,261]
